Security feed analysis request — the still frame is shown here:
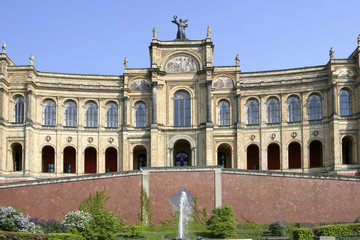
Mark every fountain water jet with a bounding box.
[178,191,191,239]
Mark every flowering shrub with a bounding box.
[269,220,289,236]
[63,210,92,232]
[30,218,69,233]
[0,206,36,233]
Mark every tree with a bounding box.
[206,203,237,238]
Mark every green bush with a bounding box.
[63,210,92,232]
[0,206,36,233]
[319,223,360,236]
[126,224,147,237]
[292,228,314,240]
[269,220,289,236]
[81,209,122,240]
[0,231,83,239]
[206,203,237,238]
[47,233,85,240]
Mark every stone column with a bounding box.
[191,147,196,166]
[207,80,212,123]
[123,96,128,129]
[236,94,241,124]
[168,148,174,166]
[332,84,337,115]
[25,90,32,123]
[151,82,157,124]
[0,88,4,122]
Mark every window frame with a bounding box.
[106,102,118,128]
[135,102,146,128]
[308,94,322,121]
[85,101,98,127]
[287,96,301,122]
[14,96,25,123]
[246,99,259,125]
[266,97,280,124]
[64,100,77,127]
[339,89,351,116]
[43,99,56,126]
[218,100,230,126]
[174,91,191,127]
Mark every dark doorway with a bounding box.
[42,146,55,173]
[105,147,117,172]
[11,143,22,171]
[342,136,353,164]
[174,140,191,166]
[268,143,280,170]
[85,147,97,173]
[310,140,322,168]
[217,144,232,168]
[288,142,301,169]
[133,145,147,170]
[63,146,76,173]
[247,144,259,170]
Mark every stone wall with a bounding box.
[0,167,360,224]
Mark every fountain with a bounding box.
[178,191,191,239]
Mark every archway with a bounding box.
[342,136,353,164]
[174,140,191,166]
[42,146,55,173]
[63,146,76,173]
[288,142,301,169]
[217,144,232,168]
[133,145,147,170]
[85,147,97,173]
[268,143,280,170]
[105,147,117,172]
[11,143,22,171]
[247,144,259,170]
[310,140,322,168]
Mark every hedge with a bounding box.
[0,231,84,240]
[292,228,314,240]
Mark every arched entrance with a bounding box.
[342,136,353,164]
[42,146,55,173]
[310,140,322,168]
[133,145,147,170]
[217,144,232,168]
[174,140,191,166]
[63,146,76,173]
[268,143,280,170]
[288,142,301,169]
[247,144,259,170]
[105,147,117,172]
[85,147,97,173]
[11,143,22,171]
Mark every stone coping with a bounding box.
[1,166,359,189]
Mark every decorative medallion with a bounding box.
[291,132,297,138]
[165,55,198,73]
[108,137,114,144]
[45,136,51,142]
[270,133,276,140]
[213,76,234,89]
[313,130,319,136]
[129,79,151,91]
[335,68,355,77]
[10,75,26,83]
[66,136,72,143]
[249,135,256,141]
[88,137,93,143]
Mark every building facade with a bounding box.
[1,32,360,179]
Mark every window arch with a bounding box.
[308,94,322,120]
[339,89,350,116]
[218,100,230,126]
[85,101,98,127]
[246,99,259,125]
[266,97,279,123]
[43,99,56,126]
[64,100,77,127]
[287,96,301,122]
[106,102,118,127]
[135,102,146,127]
[14,96,24,123]
[174,91,190,126]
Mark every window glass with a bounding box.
[308,95,322,120]
[174,91,191,126]
[267,98,279,123]
[246,99,259,124]
[135,102,146,127]
[14,96,24,123]
[64,101,77,127]
[339,89,350,116]
[43,100,56,126]
[85,102,98,127]
[106,102,118,127]
[218,100,230,126]
[287,96,301,122]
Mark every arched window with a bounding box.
[218,100,230,126]
[85,102,98,127]
[138,154,147,168]
[14,96,24,123]
[43,100,56,126]
[246,99,259,125]
[135,102,146,127]
[174,91,190,126]
[175,152,189,166]
[308,95,322,120]
[106,102,118,127]
[287,96,301,122]
[266,98,279,123]
[64,100,77,127]
[339,89,350,116]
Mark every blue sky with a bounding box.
[2,0,359,75]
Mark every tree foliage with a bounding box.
[206,203,237,238]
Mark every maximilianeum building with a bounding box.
[1,29,360,179]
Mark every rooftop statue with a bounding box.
[171,15,188,40]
